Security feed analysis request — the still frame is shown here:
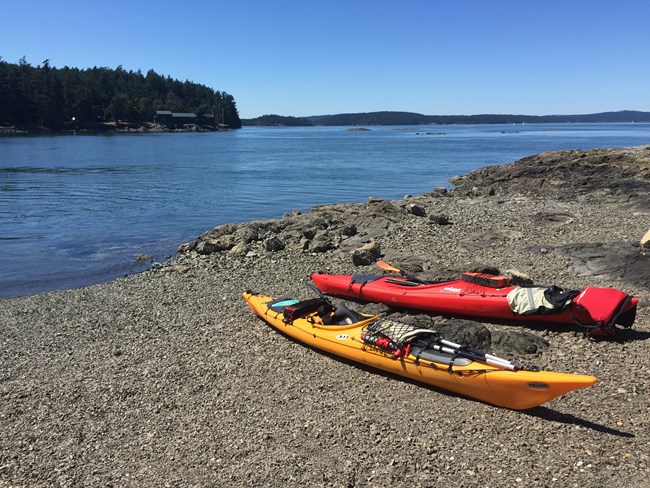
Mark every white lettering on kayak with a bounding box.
[443,287,462,293]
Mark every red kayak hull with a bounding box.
[310,273,638,333]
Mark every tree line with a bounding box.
[243,110,650,127]
[0,57,241,129]
[241,114,314,126]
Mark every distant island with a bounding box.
[0,58,241,132]
[242,110,650,127]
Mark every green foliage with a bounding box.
[0,59,241,129]
[242,114,314,126]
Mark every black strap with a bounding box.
[283,298,332,323]
[349,274,382,295]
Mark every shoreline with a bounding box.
[0,121,230,135]
[1,145,649,487]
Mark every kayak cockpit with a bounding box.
[265,296,370,327]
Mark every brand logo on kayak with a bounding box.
[336,334,349,340]
[528,382,550,390]
[443,286,461,293]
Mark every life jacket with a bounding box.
[573,287,635,329]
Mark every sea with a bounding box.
[1,123,649,299]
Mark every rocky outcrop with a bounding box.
[449,145,650,209]
[179,197,428,260]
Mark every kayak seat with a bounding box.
[323,304,367,325]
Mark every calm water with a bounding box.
[1,123,649,298]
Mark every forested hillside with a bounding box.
[0,58,241,129]
[305,111,650,126]
[242,114,313,126]
[244,110,650,127]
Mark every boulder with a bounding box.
[196,239,231,255]
[352,201,407,239]
[491,330,549,356]
[436,319,492,352]
[265,236,285,252]
[339,223,357,237]
[233,225,260,244]
[308,232,335,253]
[352,241,381,266]
[178,241,198,253]
[428,214,451,225]
[404,203,426,217]
[229,242,250,257]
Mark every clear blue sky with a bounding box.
[2,0,649,119]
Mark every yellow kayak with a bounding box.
[242,291,596,410]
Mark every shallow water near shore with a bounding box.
[1,123,649,298]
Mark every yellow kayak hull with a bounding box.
[243,292,596,410]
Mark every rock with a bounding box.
[380,253,425,274]
[352,201,407,239]
[491,330,549,356]
[265,236,285,252]
[196,240,226,255]
[339,223,357,237]
[229,242,249,257]
[178,241,198,253]
[436,319,492,351]
[199,222,240,241]
[233,225,260,244]
[405,203,426,217]
[428,214,451,225]
[553,242,650,287]
[352,241,381,266]
[308,233,335,253]
[449,145,650,209]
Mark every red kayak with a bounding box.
[310,270,637,337]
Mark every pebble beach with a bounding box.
[1,145,649,487]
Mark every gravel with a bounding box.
[1,147,649,487]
